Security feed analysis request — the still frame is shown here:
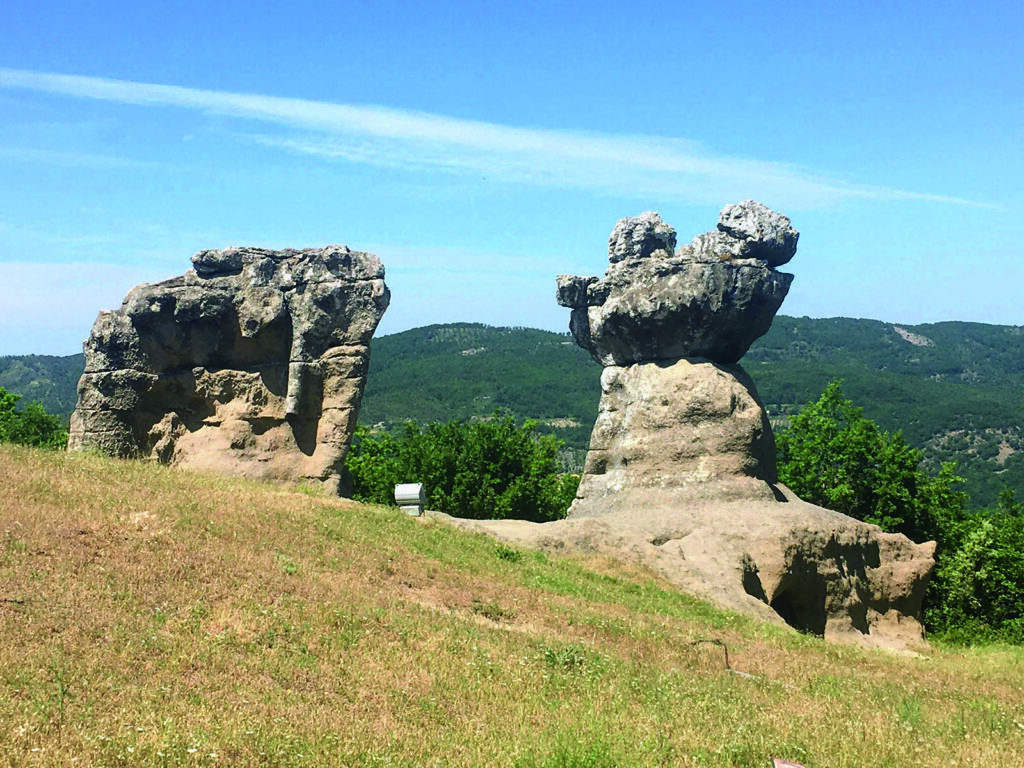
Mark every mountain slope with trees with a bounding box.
[0,353,84,418]
[4,316,1023,507]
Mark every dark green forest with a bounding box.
[0,353,84,417]
[4,316,1023,507]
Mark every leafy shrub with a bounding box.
[345,413,580,522]
[926,489,1024,643]
[0,386,67,450]
[775,380,964,543]
[777,381,1024,643]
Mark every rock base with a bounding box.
[571,358,780,516]
[447,491,936,650]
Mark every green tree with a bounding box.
[775,380,964,543]
[0,386,67,450]
[345,413,579,522]
[776,381,1024,644]
[926,487,1024,643]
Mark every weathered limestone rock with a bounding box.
[694,199,799,267]
[68,245,389,494]
[449,202,935,650]
[557,206,794,367]
[557,202,798,508]
[607,211,677,263]
[575,359,780,511]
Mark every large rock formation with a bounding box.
[447,202,936,650]
[558,205,794,367]
[556,201,798,510]
[68,245,389,494]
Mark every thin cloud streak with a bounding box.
[0,67,993,209]
[0,146,162,170]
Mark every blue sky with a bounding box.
[1,0,1021,355]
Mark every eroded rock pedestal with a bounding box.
[68,245,389,494]
[557,202,796,512]
[576,359,780,509]
[451,203,935,650]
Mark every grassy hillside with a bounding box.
[2,445,1024,767]
[5,316,1024,507]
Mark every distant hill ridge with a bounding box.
[3,316,1022,507]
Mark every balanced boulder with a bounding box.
[451,202,936,650]
[557,205,795,367]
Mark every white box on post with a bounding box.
[394,483,426,516]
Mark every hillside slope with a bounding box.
[358,323,600,450]
[0,353,84,417]
[746,318,1024,507]
[3,445,1024,767]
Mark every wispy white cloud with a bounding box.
[0,145,161,170]
[0,67,993,209]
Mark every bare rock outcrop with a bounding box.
[450,202,935,650]
[443,492,935,650]
[577,358,780,508]
[68,245,389,494]
[557,204,796,367]
[558,201,797,510]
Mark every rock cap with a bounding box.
[557,201,797,366]
[608,212,677,263]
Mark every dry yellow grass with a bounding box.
[2,443,1024,767]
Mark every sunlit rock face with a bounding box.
[557,202,797,368]
[526,202,935,650]
[68,245,389,495]
[556,200,798,505]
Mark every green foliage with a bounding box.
[777,381,1024,644]
[0,386,67,450]
[926,488,1024,643]
[0,353,84,420]
[345,413,580,522]
[359,323,600,452]
[775,381,965,543]
[748,317,1024,509]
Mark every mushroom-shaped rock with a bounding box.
[558,202,795,367]
[519,202,937,651]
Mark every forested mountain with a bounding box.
[746,318,1024,507]
[0,353,84,418]
[357,324,599,451]
[5,317,1023,507]
[362,319,1024,508]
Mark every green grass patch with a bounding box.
[2,444,1024,767]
